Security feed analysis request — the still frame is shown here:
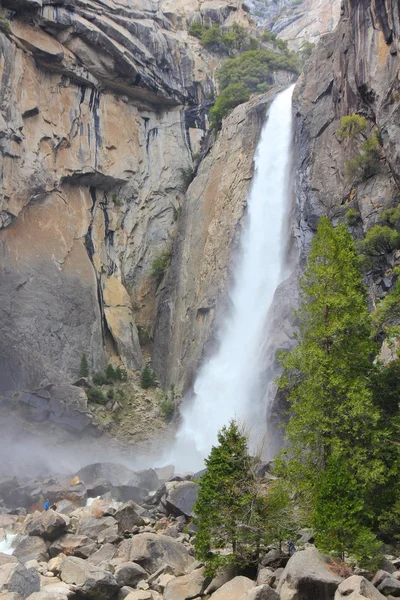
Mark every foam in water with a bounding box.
[0,532,18,555]
[168,85,295,472]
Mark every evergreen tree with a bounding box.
[79,352,89,378]
[278,217,384,561]
[140,364,156,389]
[194,421,267,575]
[106,363,116,382]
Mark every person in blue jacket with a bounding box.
[44,499,50,511]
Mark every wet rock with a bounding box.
[25,512,68,541]
[116,533,194,575]
[12,538,48,565]
[59,555,118,599]
[277,548,343,600]
[114,562,148,587]
[0,562,40,599]
[209,576,255,600]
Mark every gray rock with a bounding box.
[59,555,118,599]
[114,562,148,587]
[277,548,343,600]
[335,575,385,600]
[377,577,400,597]
[0,563,40,599]
[116,533,194,575]
[257,569,276,587]
[372,571,393,587]
[163,567,207,600]
[113,501,145,534]
[164,482,199,518]
[209,576,255,600]
[0,593,23,599]
[25,511,68,541]
[12,538,48,565]
[48,534,91,558]
[87,543,117,566]
[239,584,279,600]
[76,515,117,540]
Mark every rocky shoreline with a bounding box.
[0,462,399,600]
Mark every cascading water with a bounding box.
[169,85,295,472]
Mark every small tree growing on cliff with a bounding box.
[79,353,89,378]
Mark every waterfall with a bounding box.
[169,85,295,472]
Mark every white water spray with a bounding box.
[170,85,295,472]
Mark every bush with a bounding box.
[210,82,250,130]
[106,364,116,382]
[0,13,11,36]
[86,388,107,405]
[359,225,400,257]
[346,130,381,182]
[92,371,108,386]
[188,21,203,39]
[345,208,361,226]
[180,167,194,190]
[151,249,172,280]
[380,203,400,229]
[140,364,157,389]
[79,353,89,378]
[337,114,368,140]
[115,366,127,381]
[157,390,174,421]
[201,23,224,51]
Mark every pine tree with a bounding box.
[278,217,384,561]
[194,421,267,575]
[140,364,156,389]
[79,352,89,378]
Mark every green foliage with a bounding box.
[86,387,107,405]
[151,249,172,280]
[194,421,267,575]
[157,389,175,421]
[79,353,89,378]
[372,272,400,336]
[0,12,11,36]
[111,193,122,207]
[337,114,368,140]
[346,130,381,182]
[359,225,400,258]
[180,167,194,189]
[92,371,108,386]
[217,49,299,94]
[277,216,384,564]
[299,41,315,64]
[210,83,250,130]
[92,364,127,385]
[188,21,203,39]
[345,207,361,226]
[201,24,224,51]
[106,364,117,382]
[140,364,157,389]
[380,203,400,229]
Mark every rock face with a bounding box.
[116,533,194,575]
[0,0,251,395]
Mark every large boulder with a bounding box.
[163,567,207,600]
[113,502,145,534]
[0,563,40,599]
[377,577,400,597]
[277,548,343,600]
[114,562,148,587]
[48,534,91,558]
[209,576,255,600]
[335,575,385,600]
[59,555,118,600]
[26,582,72,600]
[239,585,279,600]
[25,512,68,541]
[116,533,194,575]
[163,482,199,518]
[0,593,23,599]
[12,538,48,564]
[87,544,117,567]
[76,515,117,540]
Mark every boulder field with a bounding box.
[0,462,399,600]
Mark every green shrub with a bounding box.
[337,114,368,140]
[157,391,174,421]
[189,21,203,39]
[381,203,400,229]
[115,366,127,381]
[151,249,172,280]
[92,371,108,386]
[0,13,11,36]
[210,82,250,130]
[201,24,224,51]
[137,325,153,346]
[106,364,116,381]
[346,130,380,182]
[79,353,89,378]
[86,388,107,405]
[180,166,194,189]
[345,208,362,226]
[140,364,157,389]
[111,193,122,207]
[107,388,115,400]
[359,225,400,257]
